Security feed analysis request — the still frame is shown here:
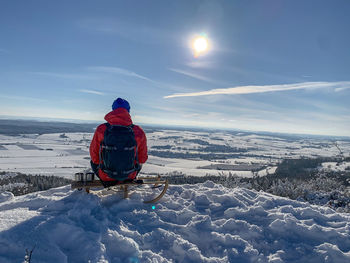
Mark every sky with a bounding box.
[0,0,349,136]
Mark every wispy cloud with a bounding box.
[186,63,302,83]
[79,89,105,96]
[164,81,350,98]
[228,66,302,83]
[30,72,93,79]
[335,87,350,92]
[186,61,216,69]
[88,66,195,94]
[88,66,154,82]
[0,48,9,53]
[78,19,175,44]
[169,68,227,86]
[0,94,47,102]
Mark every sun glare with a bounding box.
[192,35,209,57]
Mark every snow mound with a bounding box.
[0,191,14,202]
[0,182,350,262]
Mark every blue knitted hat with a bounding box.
[112,98,130,112]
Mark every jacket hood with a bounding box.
[104,108,133,126]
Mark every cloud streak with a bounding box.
[164,81,350,98]
[79,19,175,45]
[169,68,227,86]
[79,89,105,96]
[335,87,350,92]
[0,94,47,102]
[186,61,216,69]
[88,66,154,82]
[30,72,93,79]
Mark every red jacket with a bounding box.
[90,108,148,181]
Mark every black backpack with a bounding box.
[98,123,140,181]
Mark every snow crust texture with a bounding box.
[0,182,350,263]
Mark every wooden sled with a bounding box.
[71,176,168,203]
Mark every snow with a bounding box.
[1,182,349,262]
[2,130,349,178]
[320,162,350,172]
[0,133,91,178]
[0,191,14,202]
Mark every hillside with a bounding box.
[0,119,97,135]
[0,182,349,263]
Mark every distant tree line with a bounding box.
[200,144,248,153]
[274,157,345,178]
[0,120,97,135]
[158,136,182,140]
[0,172,72,196]
[148,149,272,161]
[148,150,242,160]
[209,137,224,141]
[151,145,173,150]
[183,139,210,145]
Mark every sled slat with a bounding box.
[71,180,104,188]
[71,180,167,189]
[143,180,168,204]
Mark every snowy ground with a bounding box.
[319,161,350,173]
[0,182,349,263]
[1,130,349,179]
[0,133,91,178]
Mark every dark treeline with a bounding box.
[151,143,248,153]
[151,145,173,150]
[148,150,242,160]
[0,172,72,195]
[183,139,210,145]
[158,136,182,140]
[274,157,348,179]
[200,144,248,153]
[148,150,274,161]
[0,120,97,135]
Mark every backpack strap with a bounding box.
[129,124,141,173]
[95,122,112,187]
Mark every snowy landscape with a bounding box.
[2,0,350,262]
[0,120,350,262]
[1,121,349,179]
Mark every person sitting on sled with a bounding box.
[89,98,148,186]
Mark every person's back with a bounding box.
[89,98,148,185]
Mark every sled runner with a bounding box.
[71,173,168,203]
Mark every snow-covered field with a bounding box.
[320,161,350,172]
[0,182,349,262]
[1,129,349,179]
[0,133,91,178]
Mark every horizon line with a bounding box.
[0,115,349,139]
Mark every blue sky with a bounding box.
[0,0,349,136]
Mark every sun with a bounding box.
[194,37,208,52]
[192,35,209,57]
